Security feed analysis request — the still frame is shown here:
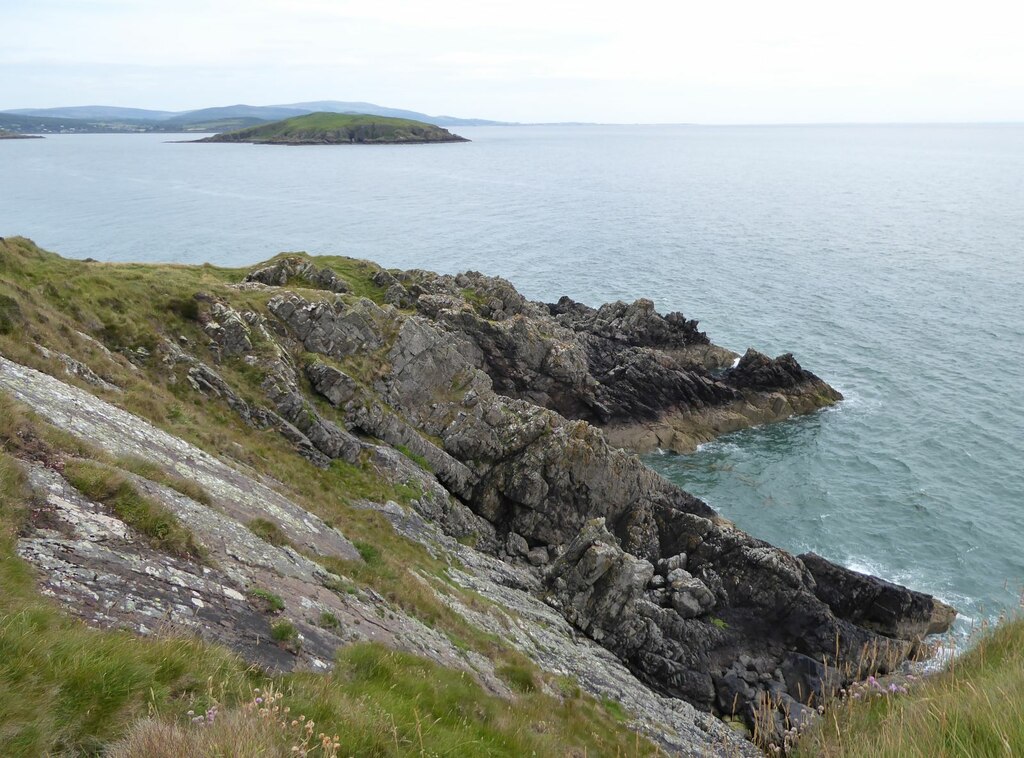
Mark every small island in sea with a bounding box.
[193,112,469,145]
[0,128,43,140]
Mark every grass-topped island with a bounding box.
[193,112,468,145]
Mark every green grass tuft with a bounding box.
[114,455,213,505]
[247,518,292,548]
[270,620,298,643]
[249,588,285,614]
[62,459,203,559]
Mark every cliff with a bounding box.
[0,237,953,755]
[195,112,468,145]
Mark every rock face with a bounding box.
[0,251,955,755]
[214,257,949,737]
[800,552,958,641]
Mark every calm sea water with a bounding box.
[3,125,1023,637]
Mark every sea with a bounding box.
[2,125,1022,641]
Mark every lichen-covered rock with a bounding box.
[246,256,350,293]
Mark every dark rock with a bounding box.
[800,552,956,639]
[715,672,755,714]
[780,651,841,706]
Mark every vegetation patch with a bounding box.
[62,459,203,560]
[497,661,537,693]
[270,620,298,643]
[247,518,292,548]
[395,443,432,473]
[114,455,213,505]
[797,619,1024,757]
[0,294,22,335]
[249,588,285,614]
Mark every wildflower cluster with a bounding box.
[184,685,343,757]
[186,704,218,725]
[844,673,914,701]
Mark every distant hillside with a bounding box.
[275,100,510,126]
[4,105,177,121]
[196,112,469,145]
[0,113,133,134]
[165,104,310,125]
[0,100,509,134]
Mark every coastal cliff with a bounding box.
[0,238,953,755]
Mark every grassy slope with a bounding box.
[202,112,466,144]
[0,237,657,756]
[797,618,1024,757]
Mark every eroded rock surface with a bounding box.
[0,254,954,755]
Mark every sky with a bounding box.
[1,0,1022,124]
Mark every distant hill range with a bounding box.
[0,101,510,135]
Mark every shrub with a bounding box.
[353,540,381,565]
[497,662,537,693]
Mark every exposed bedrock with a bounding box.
[6,253,951,752]
[225,261,952,740]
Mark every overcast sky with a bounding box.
[2,0,1022,123]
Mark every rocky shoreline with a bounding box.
[0,242,954,754]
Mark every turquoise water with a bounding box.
[3,125,1022,635]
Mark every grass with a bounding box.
[62,459,204,560]
[395,443,432,472]
[203,112,464,145]
[0,454,662,755]
[249,588,285,614]
[270,620,298,643]
[797,618,1024,758]
[247,517,292,547]
[0,238,666,756]
[114,455,213,505]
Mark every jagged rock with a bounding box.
[34,343,121,392]
[800,551,958,639]
[715,672,755,715]
[549,296,709,349]
[668,569,715,618]
[205,302,253,357]
[527,546,549,566]
[506,531,529,557]
[725,348,837,395]
[264,285,951,732]
[246,256,350,293]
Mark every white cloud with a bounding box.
[1,0,1022,121]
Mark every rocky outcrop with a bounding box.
[800,552,958,641]
[243,281,950,741]
[0,251,955,755]
[364,267,841,452]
